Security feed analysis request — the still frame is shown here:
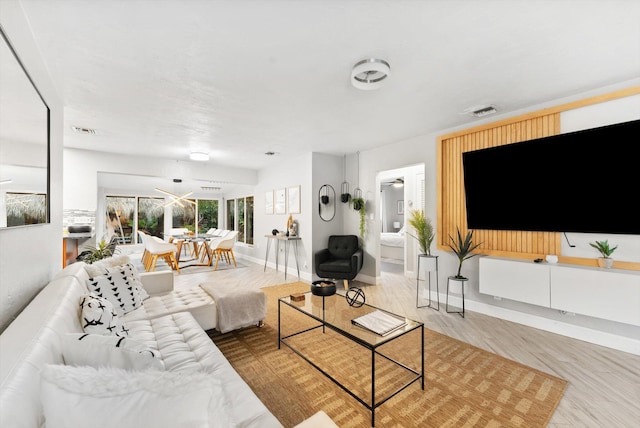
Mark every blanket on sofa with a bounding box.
[200,283,266,333]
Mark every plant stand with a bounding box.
[446,276,467,318]
[416,254,439,310]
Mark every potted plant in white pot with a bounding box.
[448,227,483,280]
[407,209,434,256]
[589,240,617,269]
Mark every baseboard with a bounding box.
[238,254,312,282]
[438,293,640,356]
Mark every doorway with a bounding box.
[377,164,425,276]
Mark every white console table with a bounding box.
[479,256,640,326]
[263,235,301,279]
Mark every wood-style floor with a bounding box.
[173,259,640,427]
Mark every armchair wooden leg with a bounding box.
[229,249,237,267]
[343,279,349,291]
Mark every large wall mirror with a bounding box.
[0,25,50,228]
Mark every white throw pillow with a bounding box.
[80,293,129,337]
[86,264,146,315]
[63,333,164,371]
[40,365,232,428]
[84,254,132,278]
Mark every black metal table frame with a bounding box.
[416,254,439,310]
[278,295,424,427]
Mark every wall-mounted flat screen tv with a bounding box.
[462,119,640,235]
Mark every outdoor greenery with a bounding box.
[407,209,434,256]
[448,227,483,279]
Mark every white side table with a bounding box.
[446,276,467,318]
[416,254,439,310]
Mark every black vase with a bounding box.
[340,193,351,203]
[353,200,362,211]
[321,195,329,205]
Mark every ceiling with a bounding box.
[17,0,640,173]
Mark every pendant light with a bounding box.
[352,152,363,211]
[341,154,351,203]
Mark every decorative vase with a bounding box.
[597,257,614,269]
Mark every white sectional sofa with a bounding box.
[0,259,283,427]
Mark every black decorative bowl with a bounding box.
[311,280,336,296]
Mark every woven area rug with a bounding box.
[209,282,567,427]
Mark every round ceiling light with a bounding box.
[189,151,209,161]
[351,58,390,90]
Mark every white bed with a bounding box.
[380,230,405,261]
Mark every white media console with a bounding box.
[479,256,640,327]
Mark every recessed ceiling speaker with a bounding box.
[351,58,390,90]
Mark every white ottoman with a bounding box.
[200,282,267,333]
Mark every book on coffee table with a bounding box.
[351,310,407,336]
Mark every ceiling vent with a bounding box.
[201,186,221,191]
[71,126,97,135]
[466,105,498,117]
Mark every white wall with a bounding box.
[0,1,64,332]
[64,148,257,212]
[356,81,640,352]
[253,152,315,281]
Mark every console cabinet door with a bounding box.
[550,266,640,326]
[479,257,551,307]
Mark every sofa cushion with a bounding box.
[123,287,216,331]
[86,259,150,302]
[86,264,146,315]
[83,254,132,278]
[327,235,359,259]
[40,364,234,428]
[63,333,164,371]
[318,258,353,274]
[80,293,129,337]
[125,312,220,373]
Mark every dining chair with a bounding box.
[167,227,192,258]
[140,230,180,273]
[209,230,238,270]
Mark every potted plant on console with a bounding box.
[589,239,617,269]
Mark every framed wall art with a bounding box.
[275,188,286,214]
[265,190,274,214]
[288,185,300,214]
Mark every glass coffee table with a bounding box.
[278,292,424,426]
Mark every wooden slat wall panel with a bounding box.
[438,113,562,260]
[437,87,640,270]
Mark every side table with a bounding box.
[263,235,301,279]
[446,276,467,318]
[416,254,439,310]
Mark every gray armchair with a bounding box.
[314,235,363,290]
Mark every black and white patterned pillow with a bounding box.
[63,333,163,371]
[79,293,129,337]
[85,264,146,315]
